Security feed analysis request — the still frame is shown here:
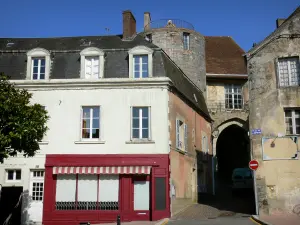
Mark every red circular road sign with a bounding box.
[249,160,259,171]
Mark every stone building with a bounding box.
[141,12,250,197]
[205,36,250,193]
[141,13,206,97]
[246,7,300,215]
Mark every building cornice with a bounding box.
[11,77,172,90]
[206,73,248,80]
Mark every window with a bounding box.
[202,135,208,159]
[31,170,44,201]
[285,109,300,135]
[26,48,50,80]
[132,107,150,139]
[145,34,152,42]
[32,58,46,80]
[84,56,99,78]
[81,106,100,139]
[133,55,149,78]
[225,84,243,109]
[6,169,21,181]
[278,57,300,87]
[176,119,188,152]
[55,174,119,210]
[80,47,104,79]
[183,33,190,50]
[128,46,153,78]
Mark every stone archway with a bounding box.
[212,118,248,156]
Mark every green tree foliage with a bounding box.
[0,73,49,162]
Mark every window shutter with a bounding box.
[184,124,188,152]
[176,119,180,149]
[93,58,99,78]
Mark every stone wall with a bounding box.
[247,13,300,214]
[142,28,206,96]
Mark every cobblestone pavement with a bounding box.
[170,185,256,225]
[167,217,255,225]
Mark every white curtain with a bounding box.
[99,175,119,202]
[56,174,76,201]
[134,181,150,210]
[78,175,98,201]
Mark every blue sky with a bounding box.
[1,0,299,51]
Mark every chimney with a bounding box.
[123,10,136,39]
[144,12,151,31]
[276,18,286,28]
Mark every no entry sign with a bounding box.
[249,160,259,171]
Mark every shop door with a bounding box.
[132,175,150,220]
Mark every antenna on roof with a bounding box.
[105,27,110,34]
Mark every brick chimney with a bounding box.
[276,18,286,28]
[123,10,136,39]
[144,12,151,30]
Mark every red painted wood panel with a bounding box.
[43,154,169,225]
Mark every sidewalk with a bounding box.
[92,218,169,225]
[251,214,300,225]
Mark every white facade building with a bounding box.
[0,78,170,224]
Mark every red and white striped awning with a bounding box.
[53,166,151,175]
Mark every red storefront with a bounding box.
[43,154,170,225]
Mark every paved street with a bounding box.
[167,217,256,225]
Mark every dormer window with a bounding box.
[128,46,153,78]
[26,48,50,80]
[80,47,104,79]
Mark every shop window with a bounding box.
[55,174,119,211]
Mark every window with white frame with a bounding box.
[26,48,50,80]
[31,170,44,201]
[6,169,21,181]
[285,109,300,135]
[133,55,149,78]
[176,119,188,152]
[128,46,153,78]
[278,57,300,87]
[132,107,150,139]
[80,47,104,79]
[81,106,100,139]
[183,32,190,50]
[55,174,119,210]
[225,84,243,109]
[32,57,46,80]
[84,56,99,79]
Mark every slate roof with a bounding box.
[0,34,210,120]
[205,36,247,75]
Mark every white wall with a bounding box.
[32,87,169,154]
[0,85,169,225]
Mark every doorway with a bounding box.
[0,186,23,225]
[132,175,150,220]
[215,124,255,215]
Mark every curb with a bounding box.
[250,215,272,225]
[171,203,195,218]
[155,218,169,225]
